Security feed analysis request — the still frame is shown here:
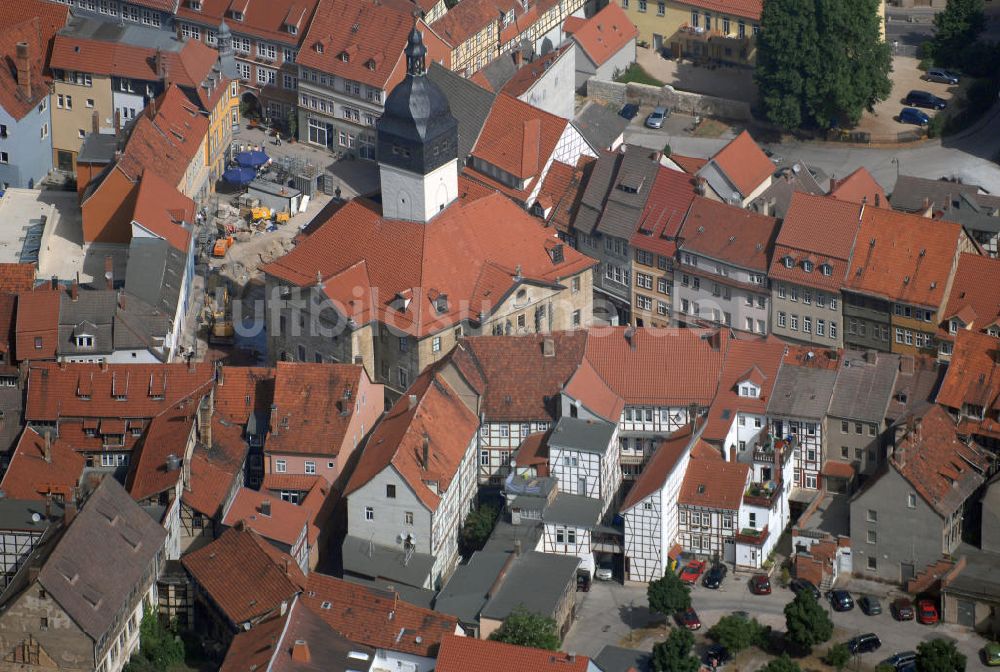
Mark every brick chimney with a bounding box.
[291,641,311,664]
[15,42,31,99]
[104,256,114,290]
[71,274,79,301]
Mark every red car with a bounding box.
[679,560,707,585]
[676,607,702,630]
[749,574,771,595]
[917,599,939,625]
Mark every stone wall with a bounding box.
[586,79,752,121]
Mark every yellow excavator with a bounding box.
[206,276,235,345]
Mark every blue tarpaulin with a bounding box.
[222,166,256,185]
[235,150,269,168]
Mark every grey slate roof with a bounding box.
[573,147,658,239]
[36,477,166,641]
[125,237,185,318]
[476,53,518,93]
[435,551,511,626]
[0,384,24,455]
[77,133,121,165]
[341,535,435,589]
[573,101,628,152]
[595,646,652,672]
[480,550,579,621]
[0,499,62,532]
[114,294,172,356]
[58,290,116,357]
[427,63,496,162]
[482,519,543,554]
[750,163,827,219]
[767,364,838,420]
[890,175,983,212]
[542,493,603,527]
[828,350,899,423]
[939,192,1000,234]
[548,416,616,454]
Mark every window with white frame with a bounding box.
[236,62,251,80]
[181,23,201,40]
[305,461,316,474]
[275,459,287,473]
[233,36,251,53]
[365,506,374,520]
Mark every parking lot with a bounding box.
[564,573,991,668]
[854,56,965,139]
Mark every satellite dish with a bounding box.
[31,512,42,523]
[792,163,801,174]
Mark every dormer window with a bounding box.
[230,10,244,21]
[820,264,832,276]
[75,335,94,348]
[738,383,759,398]
[287,24,298,35]
[989,327,999,337]
[782,256,793,268]
[190,0,202,9]
[949,319,959,334]
[366,59,376,71]
[802,260,813,273]
[314,42,324,54]
[340,52,349,63]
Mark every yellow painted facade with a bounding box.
[618,0,759,65]
[205,79,241,188]
[51,74,114,173]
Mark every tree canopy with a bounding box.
[647,571,691,616]
[460,503,499,556]
[651,627,700,672]
[825,643,852,670]
[928,0,986,67]
[708,614,767,653]
[783,590,833,652]
[488,607,561,651]
[755,0,891,130]
[762,654,804,672]
[124,610,184,672]
[916,638,967,672]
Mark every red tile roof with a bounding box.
[703,335,786,442]
[513,431,550,473]
[937,329,1000,413]
[344,368,478,511]
[0,264,37,294]
[630,165,698,257]
[889,405,989,517]
[263,473,324,493]
[563,358,625,422]
[25,362,215,422]
[15,289,60,361]
[821,460,855,478]
[501,47,569,97]
[215,366,276,424]
[302,573,458,658]
[430,0,501,48]
[182,526,305,627]
[461,332,589,421]
[677,0,762,20]
[562,16,586,34]
[131,171,195,252]
[222,487,311,548]
[568,3,637,67]
[435,634,590,672]
[266,362,375,457]
[50,36,159,80]
[768,192,863,292]
[471,94,567,182]
[584,327,728,406]
[126,408,199,502]
[0,427,84,500]
[678,196,778,271]
[262,193,595,338]
[670,154,708,175]
[939,253,1000,337]
[679,455,749,510]
[183,450,239,517]
[0,18,50,120]
[621,423,697,511]
[534,158,593,233]
[828,167,888,209]
[175,0,321,47]
[703,130,773,197]
[845,207,964,308]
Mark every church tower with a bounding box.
[377,26,459,223]
[216,20,240,81]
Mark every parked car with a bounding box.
[904,90,947,110]
[676,607,702,630]
[789,578,821,600]
[859,595,883,616]
[917,599,939,625]
[679,559,707,584]
[595,562,614,581]
[882,651,917,670]
[619,103,639,120]
[924,68,960,84]
[899,107,931,126]
[891,597,915,621]
[828,589,855,612]
[749,574,771,595]
[983,642,1000,666]
[704,644,731,669]
[645,106,669,129]
[848,633,882,654]
[703,564,728,589]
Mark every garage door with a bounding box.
[956,599,975,628]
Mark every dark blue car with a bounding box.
[620,103,639,120]
[899,107,930,126]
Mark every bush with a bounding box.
[784,590,833,653]
[927,113,946,138]
[825,643,852,670]
[488,607,560,651]
[460,504,499,556]
[647,571,691,617]
[761,654,802,672]
[124,610,183,672]
[708,614,767,653]
[916,638,967,672]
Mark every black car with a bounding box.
[859,595,883,616]
[704,644,732,669]
[904,90,947,110]
[828,589,855,612]
[849,633,882,655]
[619,103,639,120]
[789,578,821,600]
[703,564,728,589]
[882,651,917,671]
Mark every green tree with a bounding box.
[783,590,833,652]
[708,614,767,653]
[124,609,184,672]
[928,0,986,67]
[761,654,803,672]
[488,607,561,651]
[755,0,891,130]
[651,627,700,672]
[647,571,691,617]
[459,504,498,556]
[916,638,967,672]
[825,643,852,670]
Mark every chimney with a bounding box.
[695,177,707,196]
[91,110,99,135]
[104,256,114,289]
[100,359,108,372]
[71,274,79,301]
[408,394,417,410]
[874,193,881,208]
[291,641,311,664]
[42,431,51,463]
[513,48,523,68]
[260,499,272,516]
[623,326,636,350]
[50,276,58,291]
[865,349,878,365]
[829,176,838,192]
[15,42,31,99]
[422,434,430,469]
[729,445,737,462]
[269,403,278,434]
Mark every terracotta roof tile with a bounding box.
[821,460,855,478]
[630,165,698,257]
[15,289,61,361]
[678,197,778,271]
[126,407,198,502]
[889,405,988,517]
[501,47,568,97]
[50,36,159,80]
[344,369,478,511]
[182,450,239,517]
[563,358,625,422]
[845,207,963,308]
[568,3,637,67]
[215,365,276,424]
[702,130,773,197]
[266,362,376,457]
[0,18,51,120]
[621,423,696,511]
[679,0,761,20]
[222,487,311,548]
[562,15,586,34]
[435,634,591,672]
[175,0,321,47]
[0,427,84,500]
[513,431,550,472]
[131,171,195,252]
[263,473,325,493]
[939,253,1000,336]
[471,94,567,181]
[937,329,1000,413]
[768,193,863,292]
[431,0,501,48]
[303,573,458,658]
[679,455,749,510]
[0,264,36,294]
[182,527,305,626]
[828,167,888,208]
[669,153,707,175]
[703,335,786,442]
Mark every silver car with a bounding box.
[924,68,960,85]
[645,106,668,129]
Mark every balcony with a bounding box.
[753,433,795,466]
[743,481,780,508]
[734,525,769,545]
[678,23,751,45]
